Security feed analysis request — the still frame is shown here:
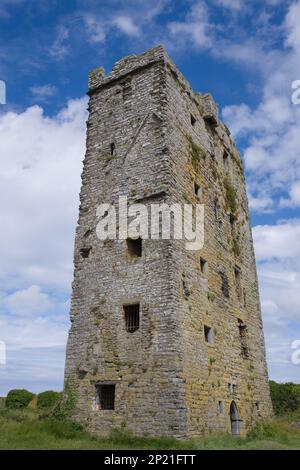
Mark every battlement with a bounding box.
[88,45,220,135]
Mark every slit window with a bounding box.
[234,266,242,301]
[223,150,229,170]
[124,304,140,333]
[127,238,142,257]
[243,288,247,307]
[96,384,115,410]
[200,257,207,274]
[218,401,224,415]
[191,114,196,126]
[194,182,201,198]
[204,325,213,344]
[214,199,221,225]
[219,271,229,298]
[238,319,249,358]
[110,143,115,156]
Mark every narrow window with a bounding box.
[96,384,115,410]
[127,238,142,257]
[191,114,196,126]
[80,247,91,258]
[200,257,207,274]
[232,384,237,394]
[234,266,242,301]
[238,319,249,358]
[204,325,213,344]
[243,288,247,307]
[218,401,224,415]
[122,80,132,101]
[214,199,221,225]
[255,401,260,411]
[110,143,115,156]
[194,182,201,198]
[219,271,229,298]
[124,304,140,333]
[229,213,235,231]
[223,150,229,171]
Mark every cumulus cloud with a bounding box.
[0,285,54,316]
[253,220,300,260]
[253,221,300,381]
[0,96,87,292]
[222,1,300,209]
[0,97,87,393]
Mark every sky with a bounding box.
[0,0,299,395]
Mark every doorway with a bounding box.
[230,401,240,436]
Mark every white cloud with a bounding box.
[30,84,58,100]
[253,220,300,260]
[0,285,54,316]
[168,1,212,49]
[248,194,274,212]
[0,97,87,292]
[0,97,87,387]
[112,15,140,37]
[285,0,300,51]
[49,25,70,59]
[222,2,300,209]
[253,220,300,382]
[83,13,106,44]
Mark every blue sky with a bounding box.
[0,0,300,395]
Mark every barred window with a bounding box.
[96,384,115,410]
[124,304,140,333]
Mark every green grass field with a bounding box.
[0,408,299,450]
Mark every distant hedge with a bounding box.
[37,391,61,409]
[5,389,35,409]
[270,380,300,415]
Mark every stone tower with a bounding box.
[64,46,272,438]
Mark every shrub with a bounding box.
[270,380,300,415]
[5,389,35,409]
[37,391,61,409]
[51,381,77,420]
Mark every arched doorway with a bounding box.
[230,401,240,437]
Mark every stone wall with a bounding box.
[64,45,273,438]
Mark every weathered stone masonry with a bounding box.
[64,46,273,438]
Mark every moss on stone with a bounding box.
[187,135,206,169]
[223,177,237,214]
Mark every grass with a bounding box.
[0,409,299,450]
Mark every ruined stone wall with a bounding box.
[163,54,273,436]
[65,45,272,438]
[65,47,188,438]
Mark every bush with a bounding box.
[5,389,35,409]
[37,391,61,409]
[270,381,300,415]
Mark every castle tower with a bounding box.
[64,46,272,438]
